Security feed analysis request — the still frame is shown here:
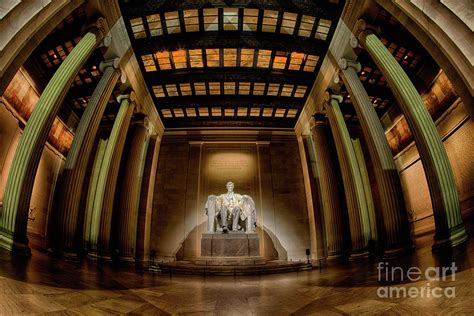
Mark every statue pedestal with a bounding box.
[198,232,263,266]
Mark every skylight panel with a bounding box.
[262,10,278,32]
[253,83,265,95]
[257,50,271,68]
[199,108,210,116]
[223,8,239,31]
[237,107,248,116]
[165,11,181,34]
[204,8,219,31]
[141,54,156,72]
[173,108,184,117]
[262,108,273,117]
[155,51,172,70]
[224,82,236,94]
[267,83,280,96]
[209,82,221,95]
[185,108,197,117]
[294,86,308,98]
[273,52,288,69]
[172,50,187,69]
[166,84,178,96]
[224,49,237,67]
[298,15,315,37]
[211,107,222,116]
[180,83,192,96]
[224,108,235,116]
[275,108,286,117]
[287,109,298,118]
[206,48,220,67]
[130,17,146,39]
[189,49,203,68]
[281,12,297,35]
[243,8,258,31]
[288,52,304,70]
[303,54,319,72]
[161,109,172,118]
[281,84,294,97]
[239,82,251,95]
[152,85,165,98]
[146,14,162,36]
[315,19,332,40]
[184,9,199,32]
[250,108,261,117]
[240,49,254,67]
[194,82,206,95]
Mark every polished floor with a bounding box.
[0,224,473,315]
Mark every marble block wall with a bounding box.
[151,133,310,262]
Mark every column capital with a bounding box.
[117,91,136,104]
[99,58,120,72]
[84,17,111,47]
[339,58,362,73]
[324,91,344,104]
[312,113,327,127]
[351,19,381,48]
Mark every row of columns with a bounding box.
[0,18,157,261]
[305,19,468,259]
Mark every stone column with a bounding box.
[0,18,109,254]
[116,120,150,262]
[338,58,412,257]
[325,93,371,259]
[54,58,121,258]
[87,94,135,259]
[297,136,324,260]
[136,135,161,266]
[353,19,468,251]
[310,115,347,260]
[351,138,377,244]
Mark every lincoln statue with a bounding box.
[205,182,256,233]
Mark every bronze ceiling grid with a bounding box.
[120,0,345,128]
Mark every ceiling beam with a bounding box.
[161,117,297,129]
[136,32,327,56]
[155,95,305,108]
[121,0,342,20]
[144,68,315,85]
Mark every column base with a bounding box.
[0,232,31,256]
[326,251,346,262]
[61,250,81,261]
[382,243,415,259]
[349,248,368,261]
[118,254,136,266]
[432,224,469,253]
[87,251,112,261]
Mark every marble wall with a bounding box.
[151,134,310,261]
[0,102,65,249]
[394,99,474,236]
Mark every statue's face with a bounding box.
[226,182,234,192]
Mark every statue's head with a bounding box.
[226,181,234,192]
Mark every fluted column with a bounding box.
[354,19,468,251]
[116,120,150,261]
[325,93,371,259]
[0,18,109,254]
[310,115,347,259]
[351,138,377,243]
[87,94,135,259]
[54,58,121,258]
[338,58,412,257]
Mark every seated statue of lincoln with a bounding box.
[205,182,256,233]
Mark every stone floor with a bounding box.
[0,223,473,315]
